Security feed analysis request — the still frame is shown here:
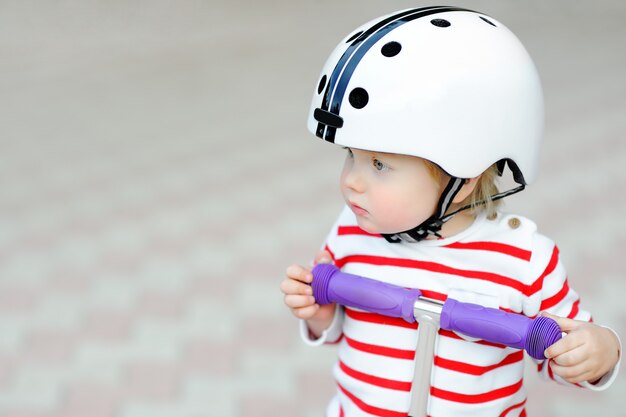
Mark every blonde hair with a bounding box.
[424,161,501,219]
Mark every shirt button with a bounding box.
[508,217,521,229]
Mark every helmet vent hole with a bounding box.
[430,19,451,28]
[381,41,402,57]
[317,75,327,94]
[480,16,497,27]
[349,88,369,109]
[346,31,363,43]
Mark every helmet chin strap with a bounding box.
[382,177,465,243]
[381,177,526,243]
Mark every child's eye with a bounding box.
[344,147,354,158]
[373,158,389,171]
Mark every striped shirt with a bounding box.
[302,206,618,417]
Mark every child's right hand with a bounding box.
[280,251,336,337]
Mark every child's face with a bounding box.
[340,148,442,235]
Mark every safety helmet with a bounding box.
[307,6,543,185]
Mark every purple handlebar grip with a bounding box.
[440,299,562,360]
[311,264,421,323]
[311,265,562,359]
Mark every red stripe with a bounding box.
[430,379,523,404]
[335,246,560,297]
[344,335,415,359]
[345,308,417,329]
[338,383,407,417]
[444,241,532,261]
[339,360,412,391]
[567,299,580,319]
[499,399,526,417]
[324,244,336,261]
[336,226,532,266]
[327,334,344,345]
[418,289,447,301]
[530,246,560,296]
[338,226,382,237]
[439,329,507,348]
[345,309,507,349]
[547,359,555,380]
[434,351,523,375]
[540,280,570,311]
[335,254,527,293]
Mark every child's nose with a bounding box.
[342,166,365,193]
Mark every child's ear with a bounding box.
[452,177,479,204]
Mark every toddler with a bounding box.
[281,6,621,417]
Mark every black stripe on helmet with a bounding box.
[316,6,472,142]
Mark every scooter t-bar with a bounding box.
[311,263,562,417]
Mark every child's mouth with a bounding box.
[349,202,368,216]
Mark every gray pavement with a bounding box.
[0,1,625,416]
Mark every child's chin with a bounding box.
[355,221,382,235]
[359,221,407,236]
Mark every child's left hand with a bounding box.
[542,312,620,384]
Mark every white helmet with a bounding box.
[308,6,543,185]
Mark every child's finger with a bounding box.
[544,332,585,359]
[314,250,333,265]
[292,304,320,320]
[285,264,314,283]
[284,294,317,309]
[280,278,313,296]
[550,344,586,367]
[549,360,592,384]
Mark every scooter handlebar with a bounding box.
[311,264,561,359]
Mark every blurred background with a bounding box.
[0,1,624,416]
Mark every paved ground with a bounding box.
[0,1,625,416]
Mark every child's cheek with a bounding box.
[376,191,418,231]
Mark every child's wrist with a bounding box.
[307,304,337,336]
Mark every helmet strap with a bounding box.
[382,177,465,243]
[381,178,526,243]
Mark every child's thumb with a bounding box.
[314,250,333,265]
[540,312,580,333]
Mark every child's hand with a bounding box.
[542,312,621,384]
[280,251,336,337]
